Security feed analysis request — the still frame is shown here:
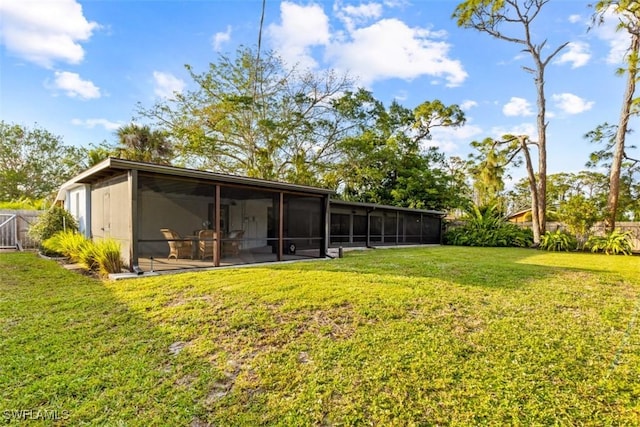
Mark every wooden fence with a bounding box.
[445,220,640,252]
[0,209,44,249]
[545,221,640,252]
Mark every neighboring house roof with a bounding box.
[57,157,335,201]
[330,199,446,217]
[506,208,532,220]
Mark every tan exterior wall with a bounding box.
[228,199,271,249]
[91,173,131,266]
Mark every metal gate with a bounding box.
[0,214,17,249]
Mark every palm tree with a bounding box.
[115,124,173,165]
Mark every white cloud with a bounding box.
[335,1,383,32]
[343,3,382,19]
[592,8,631,64]
[568,14,582,24]
[552,93,594,114]
[0,0,98,67]
[153,71,185,98]
[394,90,408,101]
[326,18,467,86]
[491,123,536,139]
[268,2,330,70]
[429,123,483,153]
[71,118,121,131]
[212,26,232,51]
[503,97,534,117]
[460,100,478,110]
[268,3,467,87]
[52,71,100,99]
[556,41,591,68]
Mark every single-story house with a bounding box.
[57,158,444,273]
[506,208,532,223]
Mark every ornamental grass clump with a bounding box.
[42,230,89,262]
[92,239,123,276]
[42,231,123,276]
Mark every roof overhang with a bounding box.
[329,199,446,217]
[57,158,335,200]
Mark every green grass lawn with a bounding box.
[1,247,639,425]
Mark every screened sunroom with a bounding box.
[57,158,445,275]
[329,200,444,248]
[58,158,331,273]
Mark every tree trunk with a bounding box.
[534,59,548,240]
[519,136,541,245]
[607,33,639,232]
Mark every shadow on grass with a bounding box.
[0,252,213,425]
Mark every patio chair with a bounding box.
[222,230,244,257]
[198,229,216,260]
[160,228,193,260]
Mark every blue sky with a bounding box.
[1,0,637,182]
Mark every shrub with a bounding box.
[444,204,533,248]
[0,197,49,210]
[557,195,602,249]
[42,230,90,263]
[93,239,123,276]
[42,232,123,276]
[28,205,78,245]
[539,230,577,252]
[586,230,633,255]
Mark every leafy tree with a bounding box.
[0,197,48,210]
[332,89,467,210]
[0,121,86,201]
[86,142,116,167]
[445,155,474,213]
[592,2,640,227]
[115,124,173,165]
[506,171,610,221]
[585,122,640,220]
[575,170,611,199]
[557,195,603,249]
[453,0,568,245]
[467,137,521,210]
[592,1,640,230]
[138,47,353,185]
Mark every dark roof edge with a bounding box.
[61,158,335,196]
[330,199,446,216]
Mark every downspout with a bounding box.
[129,169,143,275]
[366,208,375,248]
[214,185,221,267]
[323,195,331,258]
[278,192,284,261]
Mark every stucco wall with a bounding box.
[91,173,131,265]
[66,185,90,237]
[228,199,271,249]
